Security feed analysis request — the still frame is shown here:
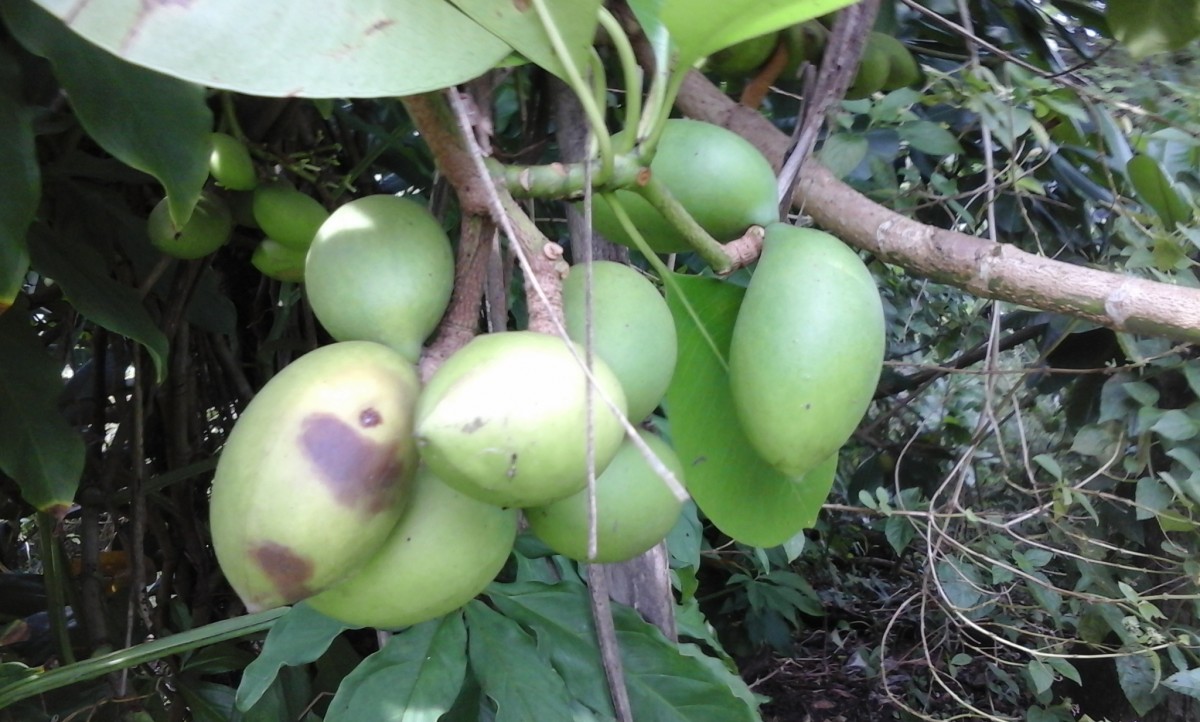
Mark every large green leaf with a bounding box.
[5,0,211,227]
[1108,0,1200,58]
[658,0,856,67]
[325,614,467,722]
[465,600,577,722]
[28,0,513,98]
[664,274,835,547]
[448,0,602,82]
[0,45,37,314]
[1126,154,1193,228]
[0,303,84,514]
[26,225,170,382]
[235,604,350,711]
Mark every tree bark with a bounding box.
[674,70,1200,343]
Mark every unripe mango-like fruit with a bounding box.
[562,262,676,421]
[147,192,232,260]
[874,33,922,90]
[304,195,454,363]
[209,133,258,191]
[251,239,306,283]
[591,119,778,253]
[729,224,884,477]
[781,21,829,79]
[846,37,891,99]
[415,331,628,508]
[252,181,330,250]
[707,32,779,77]
[210,341,420,611]
[306,465,518,629]
[525,430,684,564]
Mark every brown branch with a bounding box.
[419,214,493,381]
[674,70,1200,343]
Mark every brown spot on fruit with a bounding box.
[251,541,315,604]
[360,408,382,427]
[462,417,485,433]
[301,413,401,512]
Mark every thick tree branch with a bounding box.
[674,71,1200,343]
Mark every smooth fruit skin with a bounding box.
[591,119,778,253]
[707,32,779,77]
[252,181,330,250]
[729,224,885,477]
[304,195,453,363]
[562,262,677,421]
[415,331,628,508]
[306,465,518,629]
[210,341,420,612]
[525,430,684,564]
[846,38,891,99]
[147,192,233,260]
[251,239,306,283]
[874,34,922,90]
[208,133,258,191]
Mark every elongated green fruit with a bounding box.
[252,181,329,250]
[729,224,884,476]
[209,132,258,191]
[305,195,454,363]
[306,465,518,629]
[562,262,677,421]
[251,239,306,283]
[415,331,628,508]
[210,341,420,611]
[147,192,232,260]
[526,430,684,563]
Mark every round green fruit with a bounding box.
[208,132,258,191]
[306,465,518,629]
[846,37,891,99]
[729,224,884,477]
[525,430,684,564]
[210,341,420,611]
[304,195,454,363]
[251,239,306,283]
[874,33,922,90]
[252,181,329,250]
[707,32,779,78]
[415,331,628,508]
[781,21,829,79]
[147,192,232,260]
[591,119,778,254]
[562,262,676,421]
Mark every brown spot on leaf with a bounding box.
[301,413,402,513]
[365,18,396,35]
[636,168,652,186]
[360,408,382,427]
[513,0,531,11]
[251,542,314,605]
[462,417,486,433]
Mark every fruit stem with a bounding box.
[597,8,643,155]
[487,154,645,200]
[632,176,734,272]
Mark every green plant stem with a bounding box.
[596,8,642,155]
[640,66,691,156]
[0,608,288,709]
[488,155,645,200]
[530,0,614,184]
[37,512,75,666]
[632,176,733,272]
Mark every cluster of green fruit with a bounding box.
[209,192,686,629]
[145,132,329,280]
[708,21,922,98]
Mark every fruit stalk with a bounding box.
[632,176,733,272]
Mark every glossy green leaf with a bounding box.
[29,0,513,98]
[325,614,467,722]
[898,121,964,156]
[1116,651,1166,716]
[0,45,37,314]
[665,274,834,547]
[1107,0,1200,58]
[26,226,169,383]
[659,0,856,67]
[1127,154,1192,228]
[235,604,351,711]
[5,0,211,227]
[0,304,84,513]
[448,0,602,82]
[464,600,577,722]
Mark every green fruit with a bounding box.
[252,181,330,250]
[525,430,684,564]
[781,21,829,79]
[415,331,628,508]
[147,192,232,260]
[873,33,921,90]
[251,239,306,283]
[591,119,778,254]
[226,190,260,229]
[729,224,884,477]
[707,32,779,77]
[846,37,891,99]
[304,195,454,363]
[210,341,420,611]
[209,132,258,191]
[306,465,518,629]
[562,262,676,421]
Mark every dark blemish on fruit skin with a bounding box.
[360,408,382,427]
[462,417,485,433]
[250,541,315,605]
[301,413,402,513]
